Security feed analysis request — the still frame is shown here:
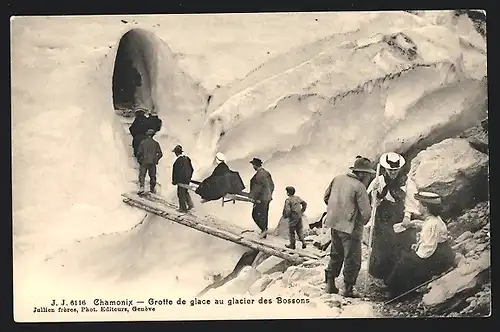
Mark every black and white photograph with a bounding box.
[11,10,489,321]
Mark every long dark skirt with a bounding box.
[369,200,414,279]
[195,171,245,201]
[384,241,456,295]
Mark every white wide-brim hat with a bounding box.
[215,152,226,164]
[414,191,442,205]
[380,152,406,170]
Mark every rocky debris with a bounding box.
[281,265,324,288]
[454,231,473,243]
[447,202,489,238]
[216,266,262,295]
[459,282,491,316]
[306,232,331,251]
[422,250,490,307]
[299,283,323,298]
[459,119,488,155]
[338,302,375,318]
[267,271,284,281]
[248,275,273,295]
[303,227,318,237]
[251,252,270,268]
[255,256,289,275]
[408,138,489,217]
[301,259,324,268]
[272,216,289,239]
[319,293,344,308]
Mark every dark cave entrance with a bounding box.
[112,29,156,112]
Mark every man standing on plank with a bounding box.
[249,158,275,239]
[137,129,163,194]
[172,144,195,213]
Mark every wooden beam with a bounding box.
[121,193,321,264]
[251,237,325,260]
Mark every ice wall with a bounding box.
[191,18,487,230]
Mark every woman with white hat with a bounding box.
[212,152,229,175]
[383,191,456,298]
[367,152,417,281]
[194,152,245,203]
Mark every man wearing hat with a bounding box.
[172,145,195,212]
[129,108,149,161]
[323,156,374,297]
[366,152,420,281]
[136,129,163,194]
[249,158,275,239]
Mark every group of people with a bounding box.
[128,110,457,300]
[322,153,456,298]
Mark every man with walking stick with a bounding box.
[323,156,374,297]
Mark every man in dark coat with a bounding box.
[129,109,149,161]
[249,158,275,239]
[137,129,163,194]
[323,156,374,297]
[195,152,245,202]
[172,145,194,213]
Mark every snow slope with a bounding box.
[11,12,487,321]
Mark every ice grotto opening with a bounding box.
[112,29,155,111]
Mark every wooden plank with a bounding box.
[123,191,326,259]
[123,198,244,243]
[249,237,324,260]
[177,183,198,191]
[123,198,305,263]
[121,193,314,264]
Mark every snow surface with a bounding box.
[11,11,487,321]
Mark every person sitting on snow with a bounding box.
[282,186,308,250]
[195,152,245,203]
[382,191,457,299]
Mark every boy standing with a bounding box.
[137,129,163,194]
[283,186,308,250]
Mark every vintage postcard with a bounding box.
[11,10,489,322]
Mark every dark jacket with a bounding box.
[323,173,371,239]
[211,162,230,177]
[250,168,274,202]
[195,162,246,201]
[137,137,163,165]
[147,115,162,132]
[283,195,307,220]
[129,115,148,137]
[172,155,194,185]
